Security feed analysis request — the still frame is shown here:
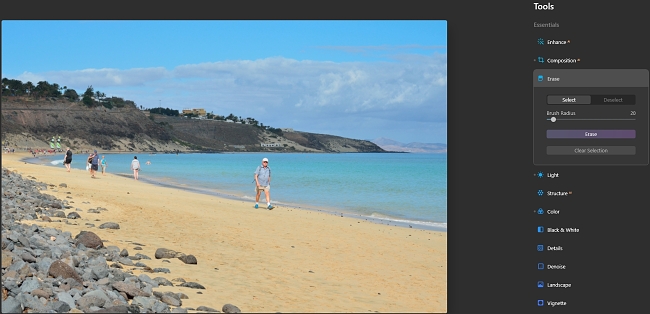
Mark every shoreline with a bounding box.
[2,152,447,312]
[25,154,447,232]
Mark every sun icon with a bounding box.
[537,171,544,178]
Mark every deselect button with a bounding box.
[547,130,636,139]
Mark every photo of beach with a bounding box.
[2,21,447,312]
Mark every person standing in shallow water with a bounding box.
[254,157,273,210]
[100,155,108,175]
[131,156,140,180]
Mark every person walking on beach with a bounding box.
[90,150,99,178]
[100,155,107,175]
[254,157,273,210]
[63,147,72,172]
[131,156,140,180]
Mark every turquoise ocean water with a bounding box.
[39,152,447,231]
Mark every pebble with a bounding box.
[1,167,242,313]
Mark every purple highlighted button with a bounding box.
[547,130,636,139]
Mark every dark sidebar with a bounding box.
[531,2,649,312]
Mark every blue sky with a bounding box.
[2,20,447,144]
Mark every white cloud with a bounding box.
[12,54,446,143]
[16,67,168,88]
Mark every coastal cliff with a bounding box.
[1,96,384,153]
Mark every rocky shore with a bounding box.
[1,167,241,313]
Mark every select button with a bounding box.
[547,95,591,105]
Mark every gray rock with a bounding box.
[105,246,121,254]
[59,183,67,188]
[222,304,241,313]
[153,268,170,273]
[109,269,127,282]
[48,260,84,284]
[75,231,104,249]
[155,248,181,259]
[161,294,181,307]
[152,300,171,313]
[20,251,37,263]
[178,254,197,265]
[153,277,174,286]
[50,246,64,259]
[77,293,107,310]
[112,281,151,298]
[99,222,120,229]
[28,234,50,250]
[134,253,150,260]
[7,259,26,272]
[137,274,155,285]
[132,296,156,311]
[120,249,129,257]
[142,284,154,296]
[88,257,110,279]
[91,305,135,313]
[18,235,30,247]
[19,277,41,293]
[15,292,48,312]
[179,282,205,289]
[118,257,135,266]
[171,308,189,313]
[31,288,52,299]
[50,300,71,313]
[67,212,81,219]
[2,296,22,313]
[196,306,220,312]
[3,277,21,296]
[83,289,112,306]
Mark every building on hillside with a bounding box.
[182,108,207,116]
[261,143,282,147]
[225,119,234,123]
[280,128,294,132]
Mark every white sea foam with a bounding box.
[370,213,447,229]
[50,160,63,165]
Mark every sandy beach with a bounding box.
[2,152,447,312]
